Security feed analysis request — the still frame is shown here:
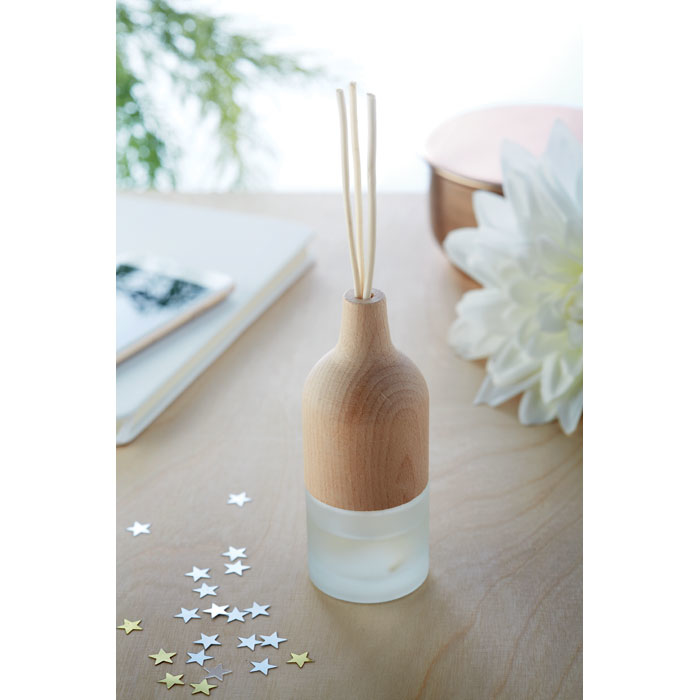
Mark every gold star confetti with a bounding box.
[158,673,185,689]
[190,679,217,695]
[149,649,177,665]
[287,651,313,668]
[117,619,142,635]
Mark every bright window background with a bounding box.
[167,0,582,191]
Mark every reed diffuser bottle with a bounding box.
[303,84,429,603]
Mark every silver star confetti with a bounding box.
[203,603,229,619]
[225,561,251,576]
[126,521,150,536]
[227,492,252,507]
[174,607,201,623]
[194,633,221,651]
[245,602,270,618]
[193,583,218,598]
[226,607,248,623]
[249,658,277,676]
[260,632,287,649]
[185,566,211,582]
[203,663,232,682]
[186,649,213,667]
[237,634,261,651]
[221,546,247,561]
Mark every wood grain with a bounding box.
[303,288,429,510]
[117,192,582,700]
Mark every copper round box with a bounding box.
[425,105,583,246]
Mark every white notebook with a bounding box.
[116,195,314,445]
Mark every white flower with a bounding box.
[444,120,582,435]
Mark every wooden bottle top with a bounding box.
[303,289,429,511]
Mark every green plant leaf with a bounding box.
[116,0,322,188]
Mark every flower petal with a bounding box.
[454,288,507,320]
[533,235,582,282]
[448,289,512,359]
[523,328,567,359]
[501,139,539,192]
[486,340,541,387]
[567,278,583,322]
[448,316,505,360]
[472,190,518,233]
[543,120,583,213]
[557,384,583,435]
[474,373,538,407]
[502,165,536,231]
[540,353,576,403]
[560,348,583,378]
[444,225,526,288]
[518,387,559,425]
[507,278,541,306]
[444,227,497,287]
[537,299,567,333]
[567,321,583,349]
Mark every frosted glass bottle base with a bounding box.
[306,487,429,604]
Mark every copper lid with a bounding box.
[425,105,583,186]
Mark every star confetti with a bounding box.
[224,561,250,576]
[237,634,261,651]
[227,492,251,507]
[117,619,142,635]
[194,633,221,651]
[185,566,211,582]
[249,658,277,676]
[221,546,247,561]
[190,679,217,696]
[204,664,232,682]
[225,607,248,623]
[158,672,185,689]
[174,607,201,623]
[186,650,213,667]
[287,651,313,668]
[260,632,287,649]
[193,583,218,598]
[126,521,150,536]
[203,603,229,619]
[149,649,177,665]
[245,602,269,618]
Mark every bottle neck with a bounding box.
[336,288,393,358]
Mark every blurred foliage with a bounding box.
[116,0,320,188]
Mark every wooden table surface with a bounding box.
[117,192,582,700]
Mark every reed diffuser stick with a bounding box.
[348,82,365,291]
[336,89,362,297]
[363,93,377,299]
[337,83,377,298]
